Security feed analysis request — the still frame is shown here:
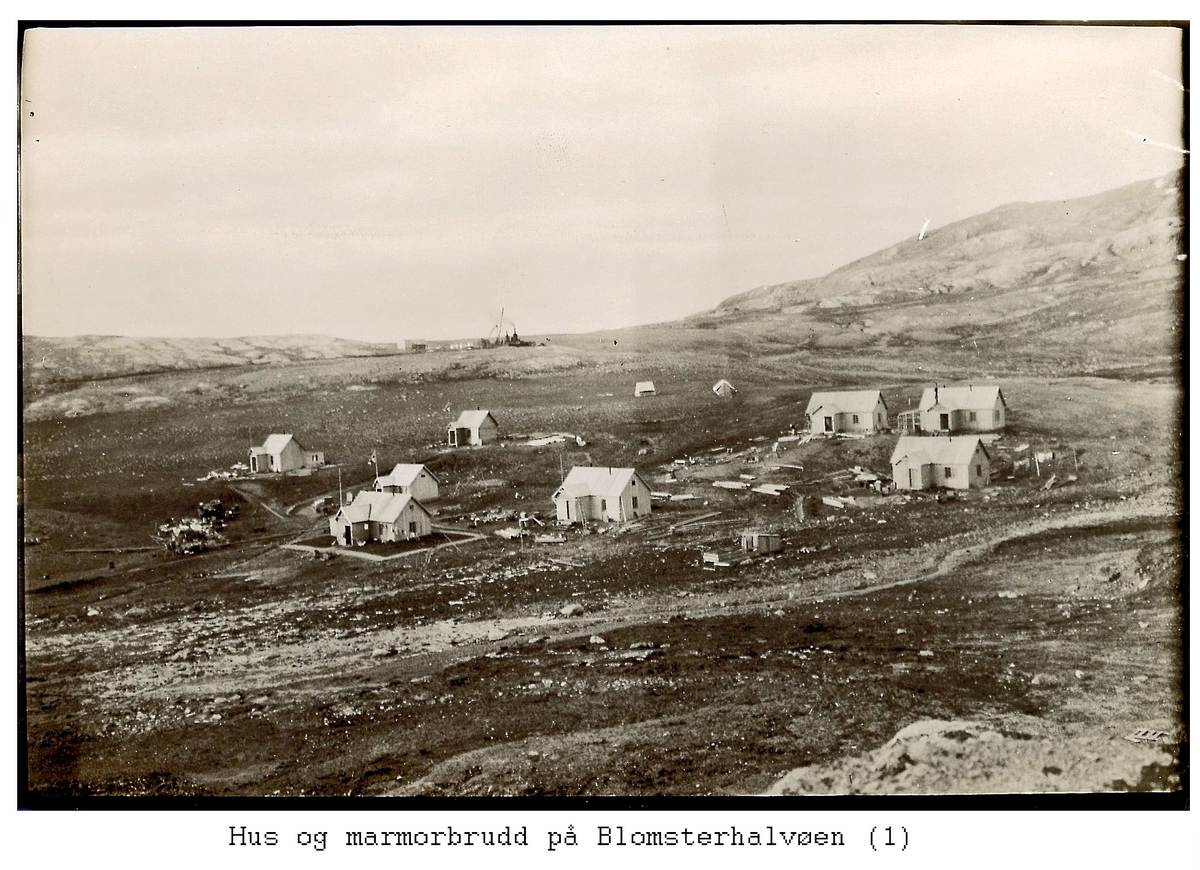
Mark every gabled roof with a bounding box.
[337,491,429,525]
[262,433,300,454]
[712,379,736,395]
[376,463,438,488]
[635,381,656,392]
[805,390,886,416]
[918,385,1006,412]
[890,435,989,467]
[553,466,642,501]
[449,409,497,430]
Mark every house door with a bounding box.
[910,469,919,488]
[343,525,352,545]
[939,413,950,430]
[824,416,834,432]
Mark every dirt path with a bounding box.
[106,496,1172,708]
[226,484,294,523]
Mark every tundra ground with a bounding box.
[21,353,1184,797]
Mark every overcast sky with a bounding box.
[20,24,1185,343]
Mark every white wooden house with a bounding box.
[374,463,440,501]
[329,491,433,546]
[248,434,324,474]
[447,410,499,447]
[918,385,1007,434]
[552,466,652,525]
[805,390,889,435]
[890,435,991,491]
[634,381,657,397]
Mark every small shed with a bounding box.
[741,531,782,554]
[447,410,499,447]
[634,381,657,397]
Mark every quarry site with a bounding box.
[21,174,1186,799]
[18,23,1187,807]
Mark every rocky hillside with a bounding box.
[688,172,1184,368]
[718,173,1183,313]
[22,334,401,387]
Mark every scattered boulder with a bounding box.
[768,718,1178,794]
[371,646,396,658]
[589,635,607,645]
[559,603,585,618]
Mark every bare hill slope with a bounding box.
[716,173,1182,313]
[681,172,1183,369]
[22,334,401,387]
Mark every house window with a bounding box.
[944,466,952,478]
[968,411,977,422]
[601,499,607,511]
[975,464,982,477]
[994,410,1001,423]
[632,496,639,509]
[852,414,859,424]
[565,502,570,519]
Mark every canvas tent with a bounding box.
[712,379,736,398]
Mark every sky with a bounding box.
[19,24,1186,343]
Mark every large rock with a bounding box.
[767,718,1178,795]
